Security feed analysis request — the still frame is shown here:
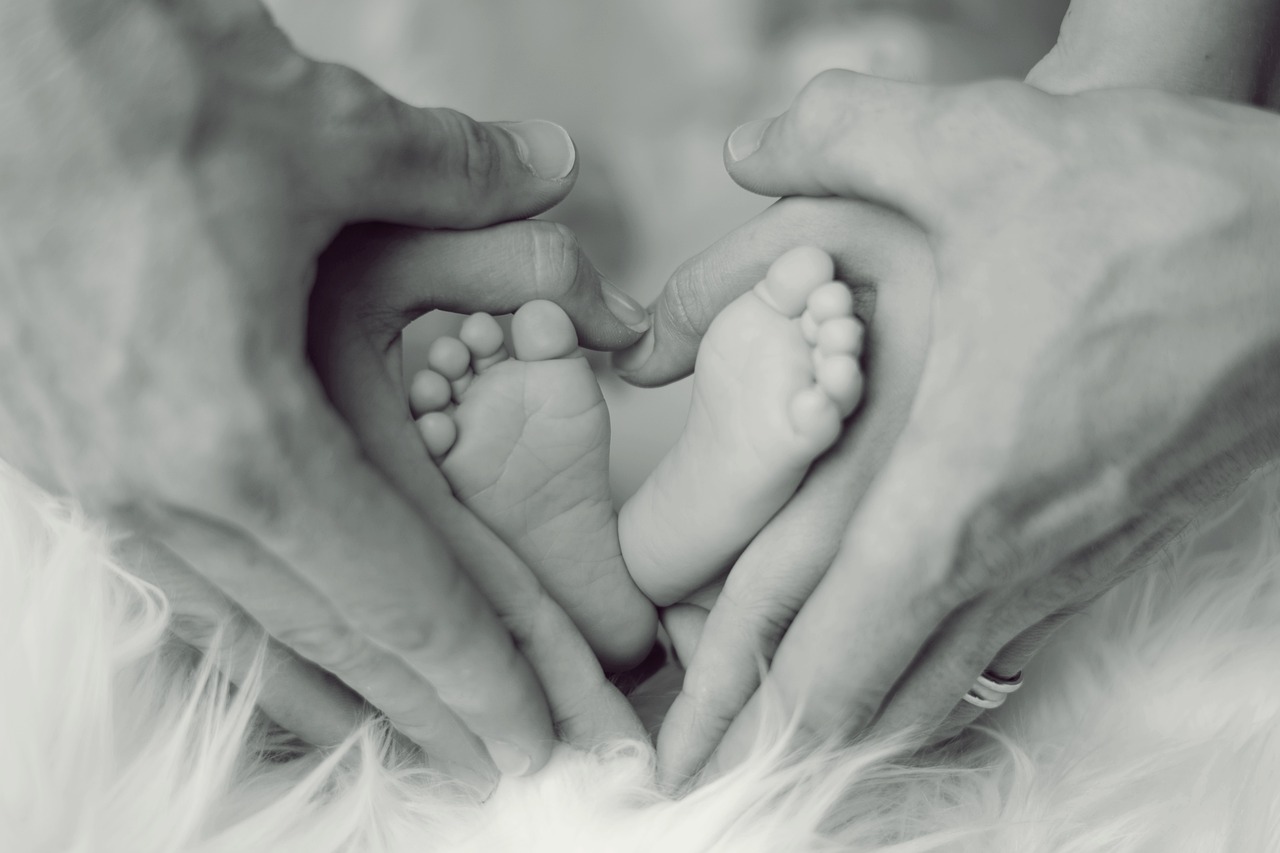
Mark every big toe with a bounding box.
[754,246,835,318]
[512,300,580,361]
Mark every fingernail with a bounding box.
[612,326,655,374]
[500,119,576,181]
[483,738,532,777]
[727,118,773,163]
[602,280,652,333]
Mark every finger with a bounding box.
[929,611,1074,745]
[142,509,513,787]
[614,196,924,387]
[869,598,1014,741]
[412,490,650,748]
[312,64,578,229]
[912,511,1188,745]
[721,71,965,224]
[179,380,557,782]
[309,323,647,749]
[662,604,709,669]
[655,213,933,783]
[703,474,956,777]
[657,585,780,788]
[119,535,366,749]
[318,220,650,352]
[738,427,996,757]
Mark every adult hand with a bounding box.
[700,75,1280,769]
[0,0,647,789]
[625,0,1280,784]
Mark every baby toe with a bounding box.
[800,310,821,345]
[408,370,453,418]
[817,316,865,358]
[754,246,835,318]
[789,386,842,448]
[816,355,864,417]
[460,312,509,372]
[511,300,579,362]
[806,281,855,322]
[416,411,458,458]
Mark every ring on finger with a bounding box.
[962,668,1023,709]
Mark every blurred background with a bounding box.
[268,0,1069,499]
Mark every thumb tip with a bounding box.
[611,332,697,388]
[496,119,578,182]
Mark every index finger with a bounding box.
[614,197,923,388]
[656,207,933,782]
[714,423,998,770]
[190,378,555,779]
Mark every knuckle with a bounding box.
[925,80,1051,188]
[525,221,583,300]
[275,619,368,674]
[725,589,798,651]
[657,262,720,344]
[435,108,501,191]
[315,63,395,154]
[789,68,860,140]
[802,682,878,737]
[375,607,445,660]
[680,666,744,721]
[795,68,859,114]
[944,500,1024,603]
[159,366,320,531]
[176,399,291,525]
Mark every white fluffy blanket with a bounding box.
[5,461,1280,852]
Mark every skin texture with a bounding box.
[708,72,1280,767]
[0,0,648,791]
[616,0,1280,785]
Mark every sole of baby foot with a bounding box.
[618,246,865,607]
[410,302,657,671]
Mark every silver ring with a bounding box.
[962,669,1023,710]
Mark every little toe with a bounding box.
[806,281,855,322]
[408,370,452,418]
[816,355,864,417]
[416,411,458,458]
[789,386,843,448]
[817,316,865,358]
[460,313,510,372]
[753,246,835,318]
[511,300,580,362]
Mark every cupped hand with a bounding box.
[697,74,1280,772]
[627,0,1280,785]
[0,0,646,789]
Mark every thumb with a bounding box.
[316,220,651,351]
[723,70,1023,228]
[615,197,919,387]
[313,65,579,229]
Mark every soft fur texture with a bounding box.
[5,460,1280,852]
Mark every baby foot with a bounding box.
[619,247,864,606]
[409,302,657,671]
